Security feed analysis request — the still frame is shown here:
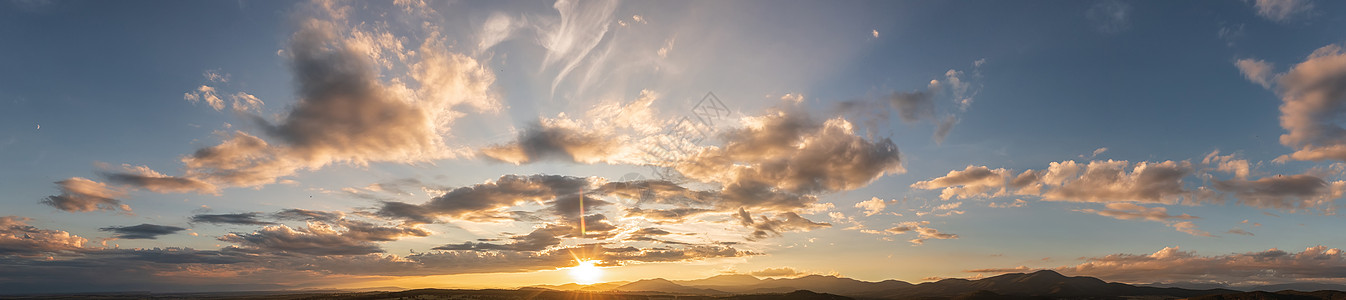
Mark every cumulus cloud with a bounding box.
[1253,45,1346,162]
[679,110,903,196]
[99,224,187,240]
[1254,0,1314,22]
[106,2,501,194]
[856,197,889,216]
[1056,246,1346,285]
[0,216,87,257]
[1041,160,1207,205]
[42,177,131,213]
[1202,150,1252,179]
[911,165,1011,200]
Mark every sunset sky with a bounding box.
[4,0,1346,294]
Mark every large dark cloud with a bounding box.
[100,224,187,240]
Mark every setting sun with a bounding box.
[568,260,603,285]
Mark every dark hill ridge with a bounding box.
[530,270,1249,299]
[867,270,1238,299]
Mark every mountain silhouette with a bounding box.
[869,270,1236,299]
[613,278,728,295]
[689,274,912,295]
[529,270,1247,299]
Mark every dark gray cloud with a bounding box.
[100,164,218,195]
[218,225,386,256]
[272,209,344,222]
[41,177,130,213]
[99,224,187,240]
[741,210,831,240]
[1214,174,1343,213]
[889,90,936,123]
[481,122,624,164]
[190,213,278,226]
[376,174,590,223]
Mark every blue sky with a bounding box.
[2,0,1346,293]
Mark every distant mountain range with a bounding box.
[529,270,1302,299]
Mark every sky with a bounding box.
[2,0,1346,294]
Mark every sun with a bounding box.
[568,259,604,284]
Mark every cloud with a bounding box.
[1235,59,1276,89]
[1040,160,1208,205]
[877,221,959,245]
[988,199,1028,208]
[911,165,1011,200]
[1075,203,1211,237]
[99,224,187,240]
[480,90,665,165]
[1254,0,1314,22]
[1255,45,1346,162]
[435,227,564,252]
[110,2,500,193]
[678,110,904,196]
[538,0,620,95]
[741,211,831,240]
[190,213,277,226]
[856,197,888,216]
[480,120,626,164]
[376,174,591,224]
[184,85,225,111]
[1168,221,1213,237]
[220,223,387,256]
[1086,0,1131,34]
[0,216,87,257]
[889,85,938,123]
[1055,246,1346,285]
[41,177,131,213]
[1212,174,1345,213]
[1227,228,1254,236]
[1077,203,1198,222]
[229,92,264,113]
[750,267,804,277]
[101,164,218,195]
[1202,150,1252,179]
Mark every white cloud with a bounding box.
[1254,0,1314,22]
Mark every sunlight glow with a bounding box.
[568,259,603,284]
